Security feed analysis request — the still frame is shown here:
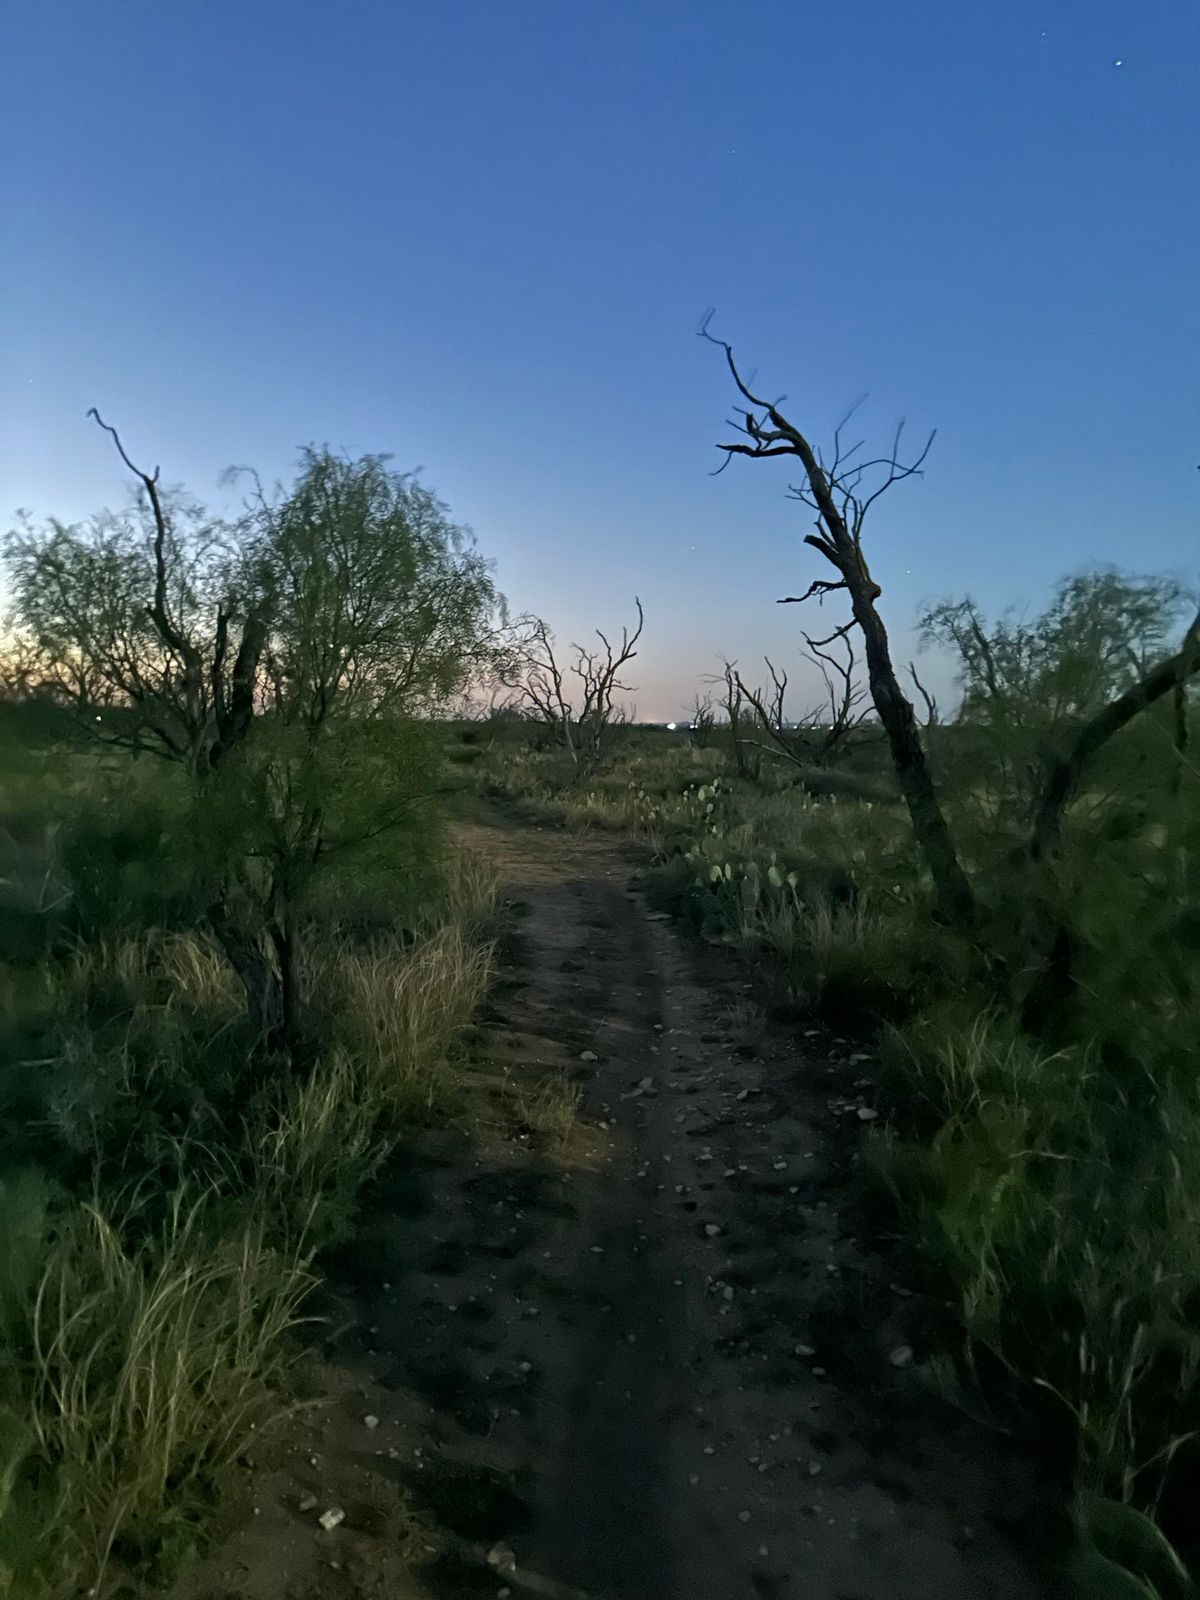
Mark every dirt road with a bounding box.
[180,816,1054,1600]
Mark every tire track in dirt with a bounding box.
[174,815,1055,1600]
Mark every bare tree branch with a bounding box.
[778,579,847,606]
[88,408,207,726]
[907,661,940,729]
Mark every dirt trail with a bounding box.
[179,816,1054,1600]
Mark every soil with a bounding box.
[173,813,1059,1600]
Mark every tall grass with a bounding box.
[0,835,497,1594]
[335,923,493,1123]
[879,1012,1200,1506]
[31,1195,313,1589]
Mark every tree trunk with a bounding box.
[207,895,280,1045]
[269,914,299,1060]
[842,552,976,929]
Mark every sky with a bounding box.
[2,1,1197,720]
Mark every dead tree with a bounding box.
[714,660,760,780]
[703,319,975,928]
[500,601,644,774]
[734,634,870,769]
[690,692,716,747]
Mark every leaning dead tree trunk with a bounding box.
[703,320,975,928]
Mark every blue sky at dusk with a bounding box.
[3,1,1197,719]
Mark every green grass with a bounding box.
[28,1194,313,1591]
[877,1010,1200,1524]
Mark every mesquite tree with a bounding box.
[5,419,500,1050]
[3,411,269,773]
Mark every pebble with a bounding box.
[857,1107,879,1122]
[318,1507,346,1532]
[580,1050,598,1062]
[738,1510,751,1523]
[363,1414,380,1430]
[889,1344,914,1368]
[704,1224,722,1238]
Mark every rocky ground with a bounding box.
[174,815,1057,1600]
